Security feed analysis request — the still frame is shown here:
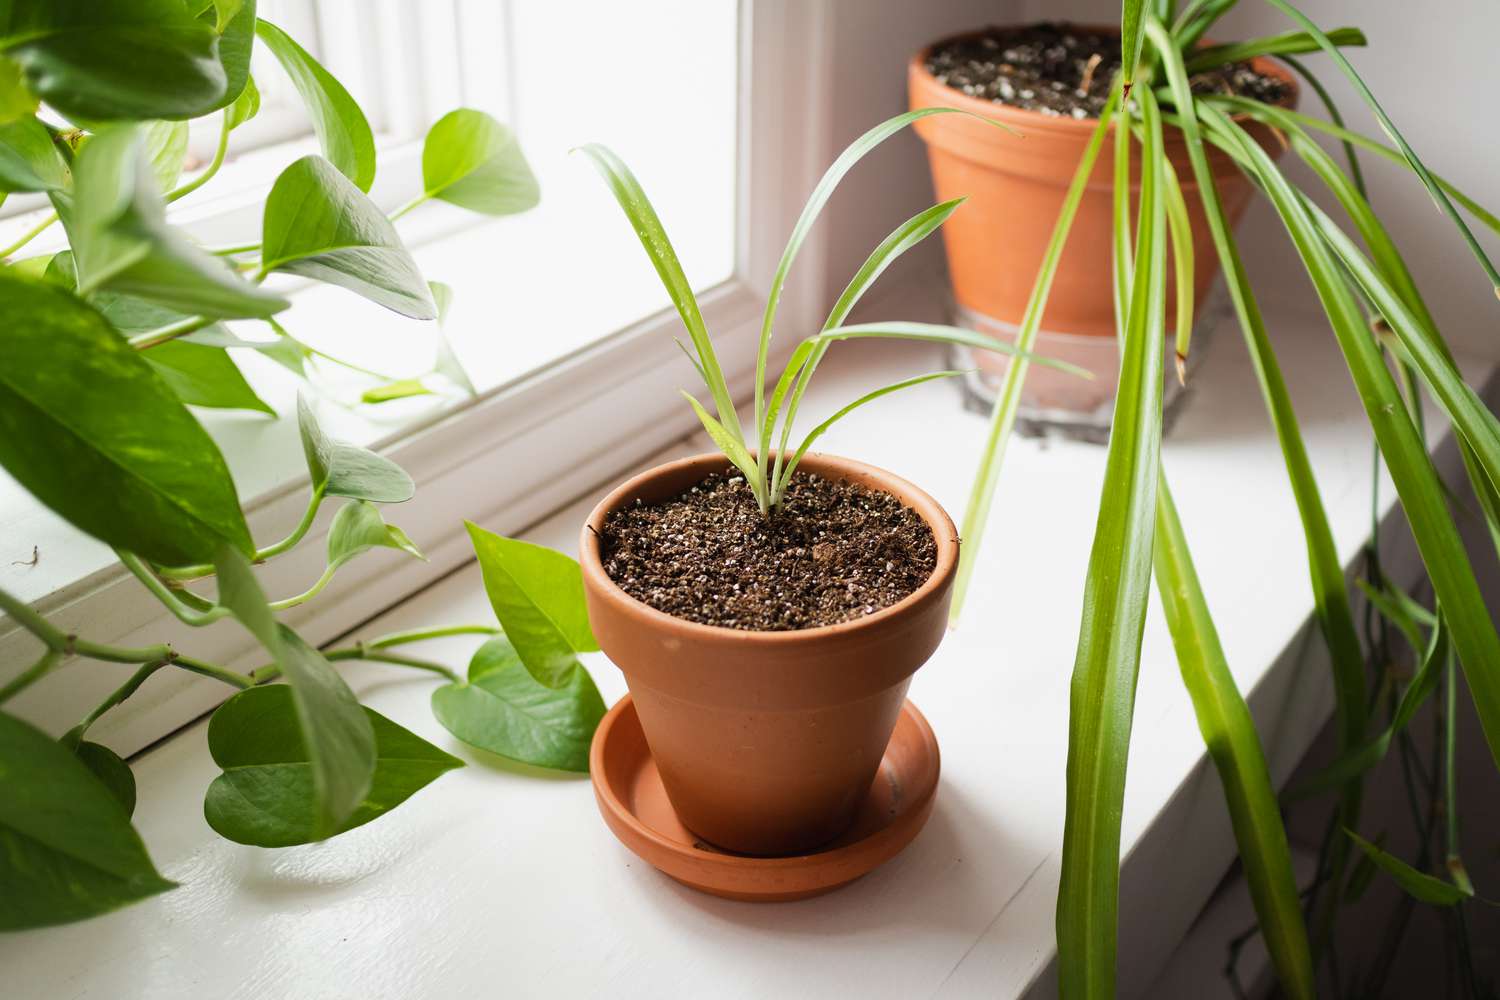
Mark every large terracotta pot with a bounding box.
[908,27,1298,410]
[579,452,958,856]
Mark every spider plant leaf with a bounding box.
[1160,156,1194,379]
[1197,101,1500,773]
[1153,476,1316,999]
[1306,201,1500,502]
[574,143,741,442]
[769,198,966,485]
[1120,0,1147,91]
[1173,0,1238,49]
[680,390,761,496]
[1278,55,1366,195]
[777,371,965,496]
[1345,829,1473,906]
[953,87,1120,624]
[813,323,1091,378]
[1201,98,1500,238]
[1149,20,1368,800]
[1182,27,1365,73]
[1055,84,1167,1000]
[753,108,1015,487]
[1287,619,1447,801]
[1261,0,1500,293]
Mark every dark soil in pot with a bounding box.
[924,21,1292,119]
[598,470,937,631]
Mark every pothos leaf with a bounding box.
[0,270,253,563]
[204,685,461,847]
[0,711,173,930]
[254,18,374,191]
[213,547,376,839]
[0,0,229,122]
[296,394,416,503]
[465,523,599,688]
[431,637,605,773]
[260,155,434,319]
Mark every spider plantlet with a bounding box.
[575,110,1088,519]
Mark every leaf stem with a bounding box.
[387,193,428,222]
[363,624,500,648]
[129,314,217,350]
[0,649,62,704]
[61,659,170,748]
[0,585,174,663]
[0,211,59,260]
[267,564,336,611]
[326,646,460,682]
[165,112,231,205]
[116,550,231,626]
[211,241,262,256]
[157,489,326,580]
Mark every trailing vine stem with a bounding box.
[156,489,327,580]
[1,578,493,738]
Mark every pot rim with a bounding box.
[579,451,959,646]
[908,21,1300,137]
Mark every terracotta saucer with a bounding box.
[590,694,940,902]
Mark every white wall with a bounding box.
[818,0,1028,310]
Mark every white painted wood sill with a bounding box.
[5,277,1492,1000]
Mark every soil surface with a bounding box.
[924,22,1291,119]
[600,470,937,631]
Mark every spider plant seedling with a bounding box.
[576,110,1088,517]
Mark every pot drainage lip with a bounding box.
[589,695,940,903]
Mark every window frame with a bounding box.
[0,0,835,754]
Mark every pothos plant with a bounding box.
[943,0,1500,996]
[0,1,607,931]
[578,123,1087,517]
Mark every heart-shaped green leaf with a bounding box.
[432,637,604,772]
[0,0,229,121]
[225,74,260,132]
[429,281,476,396]
[204,684,462,847]
[0,54,37,124]
[421,109,539,216]
[59,126,288,318]
[254,19,374,191]
[0,114,68,192]
[142,120,189,192]
[0,711,173,930]
[465,523,599,688]
[0,271,252,564]
[327,500,423,570]
[74,741,137,817]
[145,342,275,415]
[261,155,435,319]
[201,0,255,108]
[296,394,416,503]
[214,548,376,839]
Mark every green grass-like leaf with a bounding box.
[952,87,1121,624]
[1153,476,1315,998]
[1056,83,1167,1000]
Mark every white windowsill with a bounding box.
[5,269,1491,998]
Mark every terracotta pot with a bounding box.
[580,452,958,856]
[908,26,1298,405]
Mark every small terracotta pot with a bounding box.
[908,26,1298,396]
[580,452,958,856]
